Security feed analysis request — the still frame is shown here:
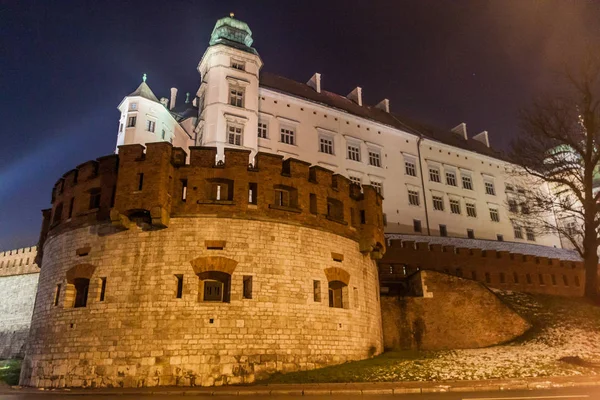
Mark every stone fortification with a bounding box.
[379,238,585,297]
[0,246,39,359]
[381,270,530,351]
[20,142,385,388]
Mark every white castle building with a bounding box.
[116,14,562,249]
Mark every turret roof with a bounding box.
[127,81,159,103]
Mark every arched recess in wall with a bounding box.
[65,264,97,308]
[324,267,351,309]
[190,256,238,303]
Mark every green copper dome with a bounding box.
[209,14,254,49]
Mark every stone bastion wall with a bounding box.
[20,143,386,388]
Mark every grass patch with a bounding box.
[261,292,600,384]
[0,359,21,386]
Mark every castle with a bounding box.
[0,14,586,388]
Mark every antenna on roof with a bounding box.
[142,73,147,83]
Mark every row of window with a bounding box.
[410,218,535,242]
[120,115,172,142]
[55,274,359,310]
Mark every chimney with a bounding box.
[472,131,490,147]
[451,123,467,140]
[375,98,390,113]
[307,73,321,93]
[160,97,169,108]
[170,88,178,110]
[347,87,362,106]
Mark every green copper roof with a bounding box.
[209,14,254,49]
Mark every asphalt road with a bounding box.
[0,386,598,399]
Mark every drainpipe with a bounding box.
[417,136,431,235]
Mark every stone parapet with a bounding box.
[0,246,38,277]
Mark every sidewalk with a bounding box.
[3,375,600,396]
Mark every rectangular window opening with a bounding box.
[467,229,475,239]
[175,275,183,298]
[54,284,61,306]
[439,224,447,237]
[248,182,258,205]
[243,276,253,299]
[181,179,188,201]
[137,173,144,191]
[313,280,321,302]
[413,219,422,233]
[310,193,318,215]
[99,277,107,302]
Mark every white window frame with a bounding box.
[280,126,296,145]
[319,134,334,155]
[432,194,444,211]
[449,198,461,214]
[513,224,523,239]
[347,142,361,162]
[231,59,245,71]
[462,173,473,190]
[445,169,457,186]
[258,121,268,139]
[368,148,382,167]
[526,227,536,241]
[127,115,136,128]
[484,179,496,195]
[146,119,156,133]
[229,85,244,108]
[489,207,500,222]
[370,181,383,195]
[227,123,243,146]
[349,176,362,187]
[129,102,138,110]
[404,156,417,177]
[429,166,441,183]
[465,201,477,218]
[408,189,420,206]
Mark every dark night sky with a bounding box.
[1,0,599,250]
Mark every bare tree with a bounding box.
[509,58,600,301]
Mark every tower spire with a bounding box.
[142,73,147,83]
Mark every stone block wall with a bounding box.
[380,270,530,350]
[379,239,585,296]
[21,218,383,388]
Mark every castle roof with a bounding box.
[259,72,507,163]
[127,81,160,103]
[209,14,257,55]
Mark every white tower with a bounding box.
[196,13,263,162]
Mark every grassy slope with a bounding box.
[264,291,600,383]
[0,359,21,386]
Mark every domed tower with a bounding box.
[196,14,262,162]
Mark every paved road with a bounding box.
[0,386,598,399]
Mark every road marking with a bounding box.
[465,396,589,400]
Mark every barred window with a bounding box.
[466,202,477,217]
[446,171,457,186]
[429,167,441,183]
[405,160,417,176]
[347,144,361,161]
[432,195,444,211]
[368,149,382,167]
[280,127,295,145]
[462,175,473,190]
[319,136,334,154]
[408,190,420,206]
[449,199,461,214]
[489,208,500,222]
[227,124,243,146]
[258,122,268,138]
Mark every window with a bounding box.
[520,202,530,214]
[513,272,519,283]
[505,184,514,192]
[280,127,295,145]
[466,202,477,217]
[203,281,223,301]
[68,198,75,219]
[231,60,245,70]
[146,120,156,133]
[310,193,318,214]
[551,274,557,286]
[514,224,523,239]
[227,124,243,146]
[462,174,473,190]
[137,173,144,191]
[73,278,90,308]
[54,284,61,306]
[248,182,258,205]
[500,272,505,283]
[526,227,535,241]
[89,189,101,210]
[209,178,234,201]
[497,234,504,241]
[313,280,321,302]
[161,129,166,140]
[432,195,444,211]
[274,185,298,209]
[575,276,580,287]
[405,160,417,176]
[413,219,422,233]
[526,274,532,284]
[368,149,381,167]
[450,199,461,214]
[467,229,475,239]
[371,181,383,195]
[484,180,496,195]
[485,272,491,283]
[508,199,518,212]
[319,135,334,154]
[349,176,361,187]
[489,208,500,222]
[229,86,244,107]
[258,122,268,138]
[429,167,441,183]
[175,275,183,299]
[99,278,107,302]
[408,189,420,206]
[181,179,188,201]
[347,143,360,161]
[446,171,457,186]
[127,116,136,127]
[439,224,447,237]
[328,281,347,309]
[539,274,545,285]
[130,103,137,110]
[327,197,344,221]
[563,275,569,286]
[199,271,231,302]
[243,276,253,299]
[119,123,123,133]
[52,203,62,224]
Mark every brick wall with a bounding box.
[21,218,382,388]
[379,239,585,296]
[0,273,39,358]
[0,246,38,277]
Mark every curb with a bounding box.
[3,377,600,396]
